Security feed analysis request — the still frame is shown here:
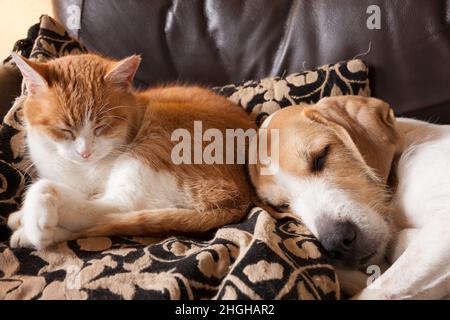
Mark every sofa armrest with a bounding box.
[0,61,22,120]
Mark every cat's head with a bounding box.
[12,53,141,164]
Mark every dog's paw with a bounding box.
[352,287,393,300]
[9,180,72,249]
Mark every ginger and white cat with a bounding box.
[8,52,255,249]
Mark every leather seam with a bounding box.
[400,99,450,117]
[78,0,85,40]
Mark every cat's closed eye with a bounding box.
[59,128,75,140]
[94,125,107,136]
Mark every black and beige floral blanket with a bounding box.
[0,16,371,299]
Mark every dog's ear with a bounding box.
[303,96,403,184]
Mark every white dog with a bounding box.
[249,96,450,299]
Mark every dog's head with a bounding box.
[249,96,403,268]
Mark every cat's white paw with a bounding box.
[7,210,23,230]
[9,179,73,249]
[10,227,33,248]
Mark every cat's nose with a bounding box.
[78,150,92,159]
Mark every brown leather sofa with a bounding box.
[1,1,449,120]
[50,0,450,123]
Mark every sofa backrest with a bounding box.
[53,0,450,122]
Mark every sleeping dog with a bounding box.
[249,96,450,299]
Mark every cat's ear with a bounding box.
[11,52,49,95]
[105,55,141,90]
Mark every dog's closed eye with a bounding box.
[311,145,330,173]
[268,202,290,212]
[275,203,290,211]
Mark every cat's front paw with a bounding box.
[9,179,72,249]
[7,210,23,231]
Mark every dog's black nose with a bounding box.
[320,221,357,259]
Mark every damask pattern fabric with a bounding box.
[213,59,370,125]
[1,208,338,299]
[0,15,371,300]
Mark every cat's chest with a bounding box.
[27,135,191,208]
[36,158,111,195]
[29,150,110,196]
[29,144,187,207]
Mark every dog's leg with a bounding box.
[386,228,420,264]
[337,259,391,298]
[354,222,450,299]
[336,269,370,297]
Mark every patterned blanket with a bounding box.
[0,16,371,300]
[1,209,339,299]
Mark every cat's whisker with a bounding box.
[21,164,34,175]
[100,115,129,122]
[100,115,140,131]
[102,122,115,131]
[21,160,37,178]
[96,102,110,113]
[97,105,130,116]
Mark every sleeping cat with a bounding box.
[8,52,256,249]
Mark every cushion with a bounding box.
[0,15,370,300]
[213,59,370,125]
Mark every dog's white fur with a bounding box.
[355,118,450,299]
[251,97,450,299]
